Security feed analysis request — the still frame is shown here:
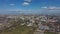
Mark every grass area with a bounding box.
[0,24,35,34]
[0,19,37,34]
[44,31,57,34]
[1,26,33,34]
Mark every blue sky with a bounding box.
[0,0,60,14]
[0,0,40,11]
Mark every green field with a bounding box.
[44,31,57,34]
[0,18,37,34]
[0,24,35,34]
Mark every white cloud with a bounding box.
[24,0,32,2]
[48,7,60,10]
[48,7,56,9]
[22,0,32,6]
[9,4,15,6]
[22,2,29,6]
[41,6,60,10]
[41,7,48,9]
[41,6,60,14]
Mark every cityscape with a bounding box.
[0,15,60,34]
[0,0,60,34]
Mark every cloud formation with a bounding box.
[24,0,32,2]
[41,6,60,10]
[22,2,29,6]
[41,6,60,14]
[39,6,60,15]
[41,7,48,9]
[22,0,32,6]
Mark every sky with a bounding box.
[0,0,60,15]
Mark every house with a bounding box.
[39,25,49,30]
